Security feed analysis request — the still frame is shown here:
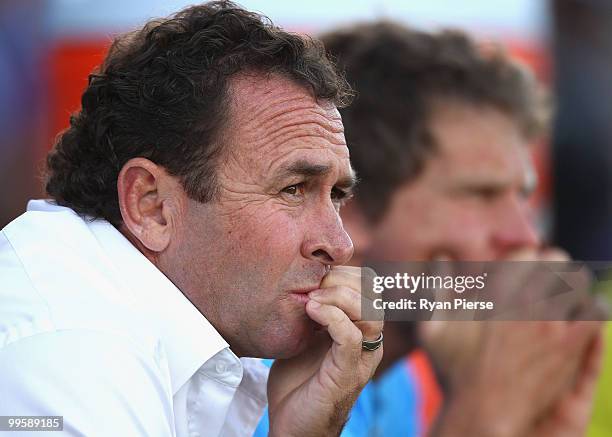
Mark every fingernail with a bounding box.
[309,290,320,298]
[309,300,321,308]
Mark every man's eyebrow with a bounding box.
[336,168,358,192]
[274,160,358,190]
[278,160,333,178]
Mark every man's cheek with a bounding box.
[440,223,490,259]
[242,211,302,255]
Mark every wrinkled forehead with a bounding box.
[228,72,343,120]
[223,72,350,173]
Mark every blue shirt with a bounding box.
[254,351,441,436]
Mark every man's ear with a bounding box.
[117,157,181,253]
[340,199,373,264]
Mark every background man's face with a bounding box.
[172,75,354,358]
[367,101,539,262]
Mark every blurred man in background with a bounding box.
[322,22,604,436]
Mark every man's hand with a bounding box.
[428,320,602,437]
[424,248,605,437]
[530,328,604,437]
[267,266,383,437]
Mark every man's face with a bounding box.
[169,75,354,358]
[366,101,539,262]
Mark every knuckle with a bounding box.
[348,325,363,345]
[320,274,337,289]
[541,247,570,262]
[338,265,361,276]
[322,269,353,288]
[374,320,384,333]
[357,320,383,339]
[346,286,361,304]
[330,307,347,325]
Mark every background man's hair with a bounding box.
[46,0,352,227]
[321,22,550,224]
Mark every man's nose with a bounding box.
[492,195,540,254]
[302,203,354,266]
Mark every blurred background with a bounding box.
[1,0,611,258]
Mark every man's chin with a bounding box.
[259,317,318,359]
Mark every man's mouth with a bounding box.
[288,286,319,304]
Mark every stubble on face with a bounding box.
[168,72,354,358]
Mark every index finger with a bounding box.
[321,266,378,300]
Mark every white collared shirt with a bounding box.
[0,200,268,436]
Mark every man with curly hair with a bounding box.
[0,2,383,436]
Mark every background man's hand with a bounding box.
[267,266,383,437]
[428,320,603,437]
[424,248,606,437]
[529,328,604,437]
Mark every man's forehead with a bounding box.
[227,72,343,128]
[435,143,535,194]
[223,72,349,175]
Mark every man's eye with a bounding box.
[470,187,501,201]
[331,187,353,207]
[281,183,305,196]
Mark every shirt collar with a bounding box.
[27,200,230,394]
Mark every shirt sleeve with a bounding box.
[0,329,176,437]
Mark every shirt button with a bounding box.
[215,362,227,374]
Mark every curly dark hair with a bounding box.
[321,22,550,223]
[46,1,352,227]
